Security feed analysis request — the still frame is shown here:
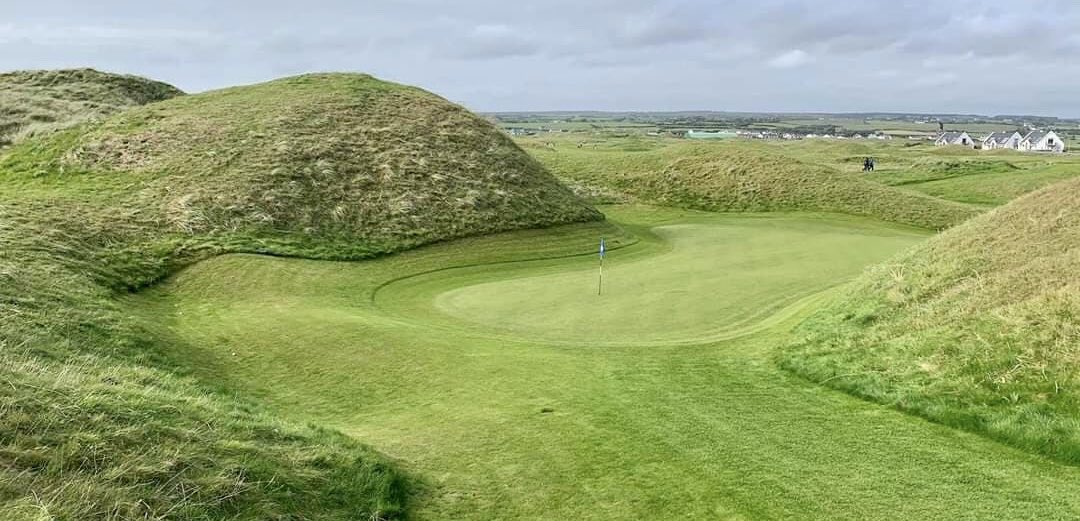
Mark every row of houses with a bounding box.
[935,130,1066,152]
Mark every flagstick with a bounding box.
[597,255,604,296]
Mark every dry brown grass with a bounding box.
[0,68,182,148]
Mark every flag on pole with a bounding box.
[597,238,605,296]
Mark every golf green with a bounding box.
[422,218,921,344]
[143,206,1080,520]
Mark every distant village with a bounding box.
[679,129,1066,152]
[933,130,1065,152]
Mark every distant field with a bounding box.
[489,113,1079,139]
[493,120,655,132]
[517,134,1080,215]
[773,118,1030,135]
[517,135,983,229]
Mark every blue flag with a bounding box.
[599,238,605,259]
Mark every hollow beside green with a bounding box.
[141,206,1080,520]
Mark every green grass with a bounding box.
[522,135,1080,224]
[781,176,1080,465]
[0,68,182,147]
[889,162,1080,206]
[520,136,981,229]
[8,69,1080,518]
[0,72,599,518]
[769,139,1080,206]
[407,214,924,345]
[135,205,1080,520]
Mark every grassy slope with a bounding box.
[139,206,1080,520]
[522,137,980,230]
[773,139,1080,206]
[781,176,1080,464]
[0,72,598,519]
[0,68,183,147]
[524,136,1080,228]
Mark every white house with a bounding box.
[981,131,1023,150]
[935,131,975,148]
[1019,130,1065,153]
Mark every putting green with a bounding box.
[421,218,921,344]
[142,206,1080,520]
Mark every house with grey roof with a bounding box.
[1019,130,1065,153]
[934,131,975,148]
[981,131,1022,150]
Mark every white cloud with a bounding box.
[768,49,812,68]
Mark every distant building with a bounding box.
[935,131,975,148]
[981,131,1023,150]
[1019,130,1065,153]
[687,129,738,139]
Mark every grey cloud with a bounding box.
[3,1,1080,116]
[443,24,542,60]
[607,5,713,48]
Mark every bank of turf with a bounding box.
[0,68,183,148]
[0,72,599,518]
[524,138,979,230]
[781,176,1080,464]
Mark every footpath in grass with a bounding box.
[142,206,1080,520]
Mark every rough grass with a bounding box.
[0,68,183,148]
[523,137,980,230]
[780,176,1080,464]
[0,72,598,518]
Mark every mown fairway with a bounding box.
[142,206,1080,520]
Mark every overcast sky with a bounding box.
[2,1,1078,116]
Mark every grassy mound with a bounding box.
[0,68,183,147]
[0,72,598,518]
[527,138,978,230]
[7,73,600,256]
[781,176,1080,463]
